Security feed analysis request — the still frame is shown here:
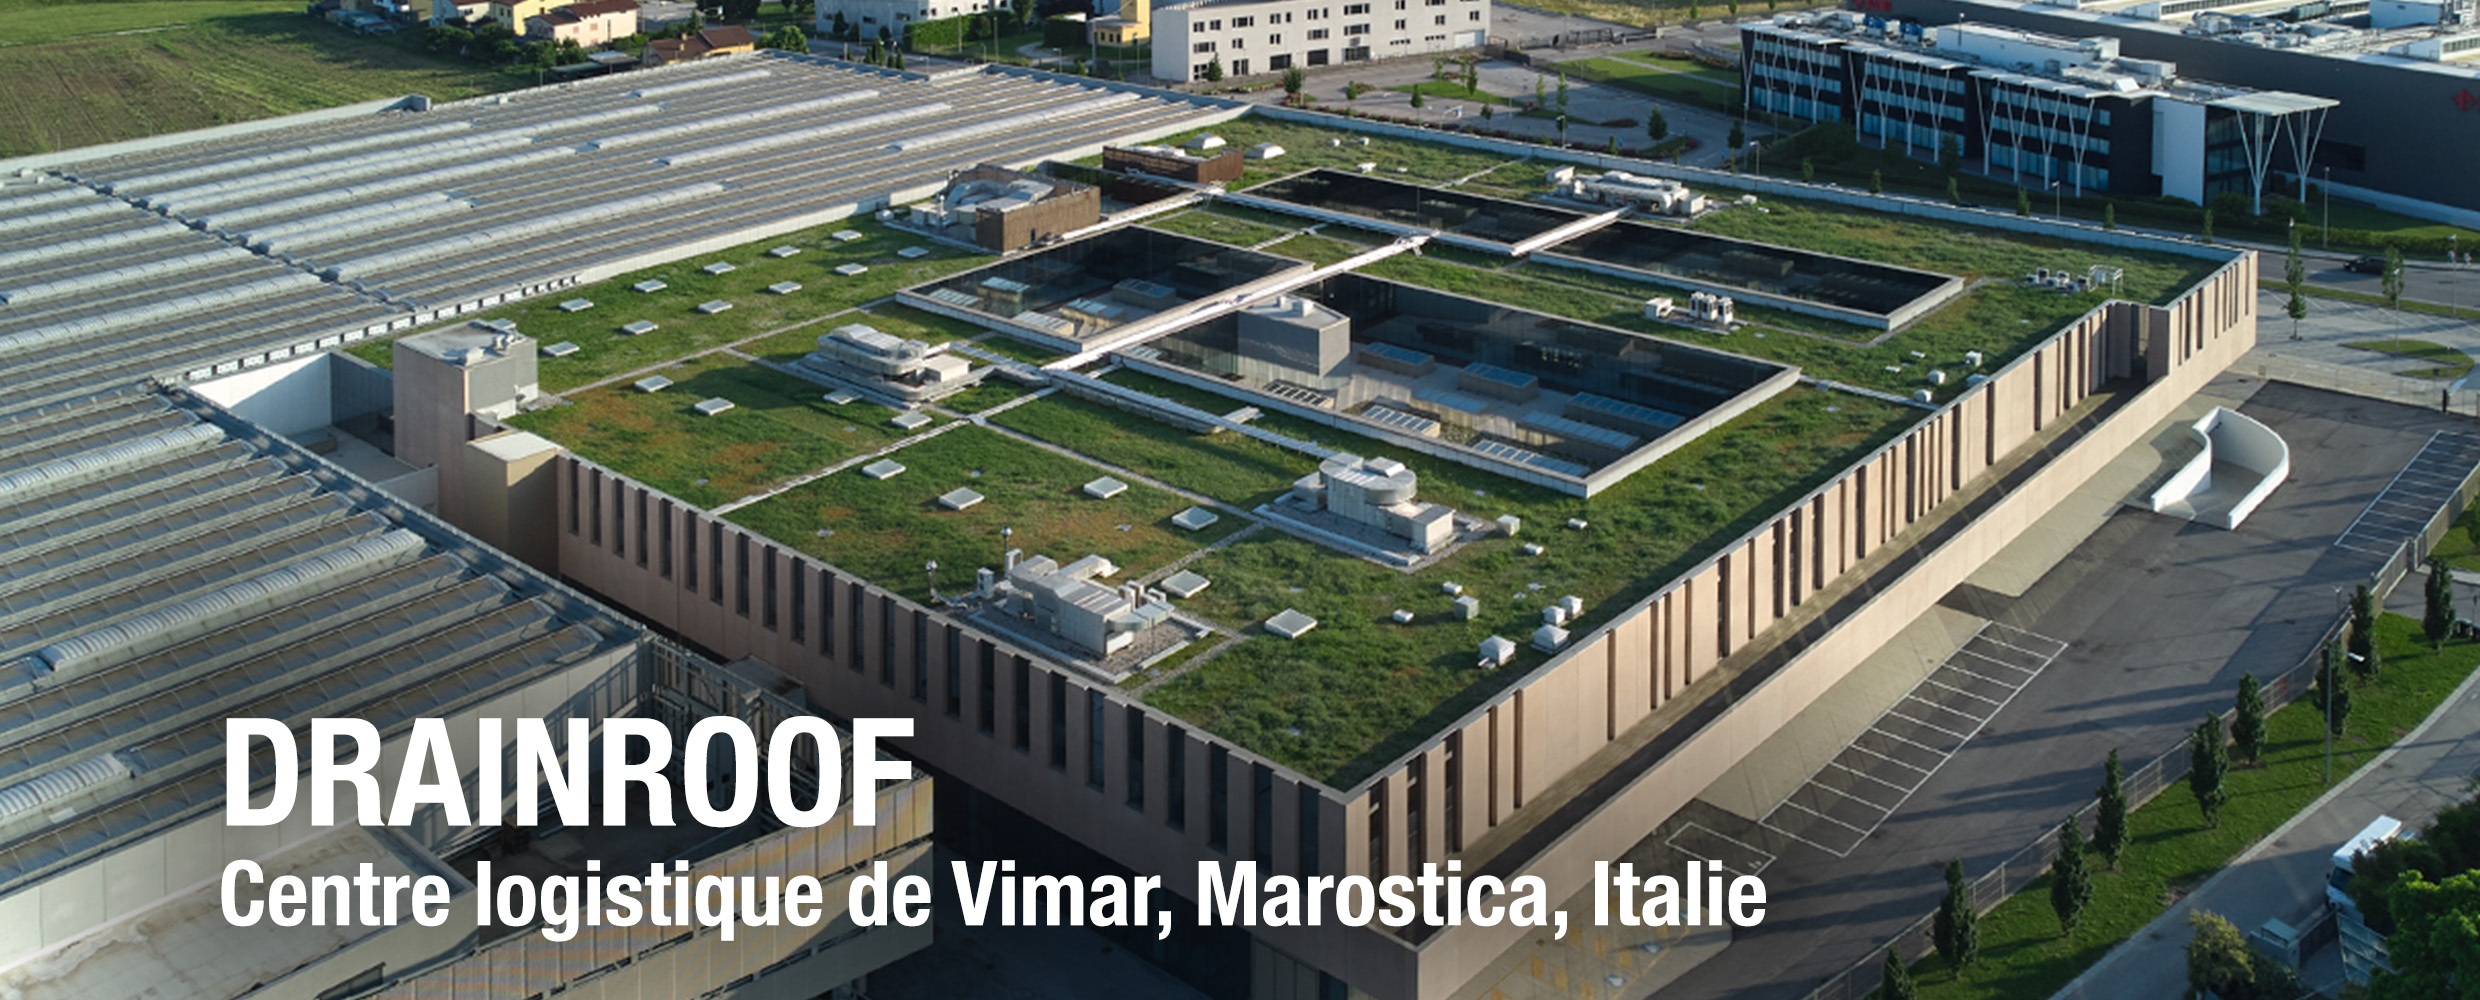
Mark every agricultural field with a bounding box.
[0,5,520,157]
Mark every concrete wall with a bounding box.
[191,352,336,438]
[545,251,2257,999]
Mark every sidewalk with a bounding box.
[2050,583,2480,999]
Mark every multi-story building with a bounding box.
[816,0,1007,41]
[1879,0,2480,219]
[526,0,640,45]
[1742,14,2336,209]
[1150,0,1488,81]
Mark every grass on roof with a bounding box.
[990,391,1312,508]
[1147,387,1918,786]
[741,302,993,365]
[0,10,520,156]
[1143,210,1297,250]
[502,354,927,509]
[348,218,988,392]
[727,423,1242,604]
[1141,117,1526,191]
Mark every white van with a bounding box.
[2328,815,2406,915]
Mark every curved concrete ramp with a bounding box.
[2148,405,2290,529]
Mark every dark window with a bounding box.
[634,492,648,568]
[849,584,866,672]
[760,546,777,629]
[567,463,580,535]
[1125,706,1145,810]
[1088,691,1108,790]
[1012,656,1031,752]
[945,626,963,719]
[1318,973,1351,1000]
[658,501,674,580]
[1048,674,1068,771]
[1368,779,1388,877]
[1253,763,1274,865]
[708,524,724,604]
[609,486,622,556]
[734,535,750,617]
[880,599,896,687]
[819,572,836,657]
[1166,730,1187,830]
[790,564,806,644]
[1299,784,1321,876]
[1406,755,1425,870]
[911,611,929,703]
[978,643,997,735]
[1444,733,1462,853]
[684,515,698,591]
[587,472,601,545]
[1208,745,1230,852]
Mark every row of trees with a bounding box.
[1892,570,2462,991]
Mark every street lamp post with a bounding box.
[2049,178,2062,220]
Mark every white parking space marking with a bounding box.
[1758,620,2065,857]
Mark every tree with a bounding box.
[717,0,760,21]
[1555,71,1569,116]
[2285,226,2309,340]
[2049,818,2093,935]
[1646,106,1667,142]
[2201,208,2215,244]
[2186,910,2304,1000]
[1869,169,1883,195]
[2318,642,2354,737]
[426,24,472,54]
[2428,557,2458,650]
[2094,749,2128,869]
[1727,0,1739,15]
[1727,118,1745,152]
[890,47,904,69]
[1939,133,1962,173]
[2371,870,2480,1000]
[1480,103,1493,121]
[1801,157,1815,183]
[1462,57,1478,96]
[2015,187,2031,217]
[1881,945,1919,1000]
[2350,584,2382,682]
[760,24,810,51]
[1933,860,1979,975]
[1607,135,1619,154]
[2233,673,2267,766]
[1534,74,1546,108]
[1947,176,1961,205]
[2383,244,2407,313]
[1202,55,1223,82]
[1282,65,1306,102]
[2189,712,2229,827]
[1410,88,1425,109]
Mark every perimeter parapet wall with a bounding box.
[550,250,2255,1000]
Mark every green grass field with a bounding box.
[1909,614,2480,999]
[1388,79,1520,107]
[727,423,1242,603]
[1551,55,1740,110]
[350,218,988,392]
[503,353,929,509]
[1144,118,1522,191]
[0,8,520,156]
[2344,338,2476,379]
[1143,209,1297,250]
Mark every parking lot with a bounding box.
[2334,430,2480,556]
[1758,622,2066,858]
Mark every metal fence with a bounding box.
[1796,436,2480,1000]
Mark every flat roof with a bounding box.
[0,391,638,896]
[2209,90,2342,114]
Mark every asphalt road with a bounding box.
[2052,566,2480,999]
[1654,381,2480,1000]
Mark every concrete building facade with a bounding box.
[1151,0,1488,81]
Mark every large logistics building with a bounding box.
[0,48,2268,1000]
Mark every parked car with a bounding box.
[2345,255,2388,274]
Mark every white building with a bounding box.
[816,0,1002,40]
[1151,0,1487,82]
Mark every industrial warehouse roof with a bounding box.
[0,391,639,897]
[0,53,1231,418]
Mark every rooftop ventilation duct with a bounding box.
[656,103,945,167]
[589,91,879,151]
[34,529,429,677]
[194,146,576,232]
[102,120,479,195]
[0,752,134,825]
[0,273,327,360]
[0,423,227,505]
[627,68,775,100]
[0,245,260,307]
